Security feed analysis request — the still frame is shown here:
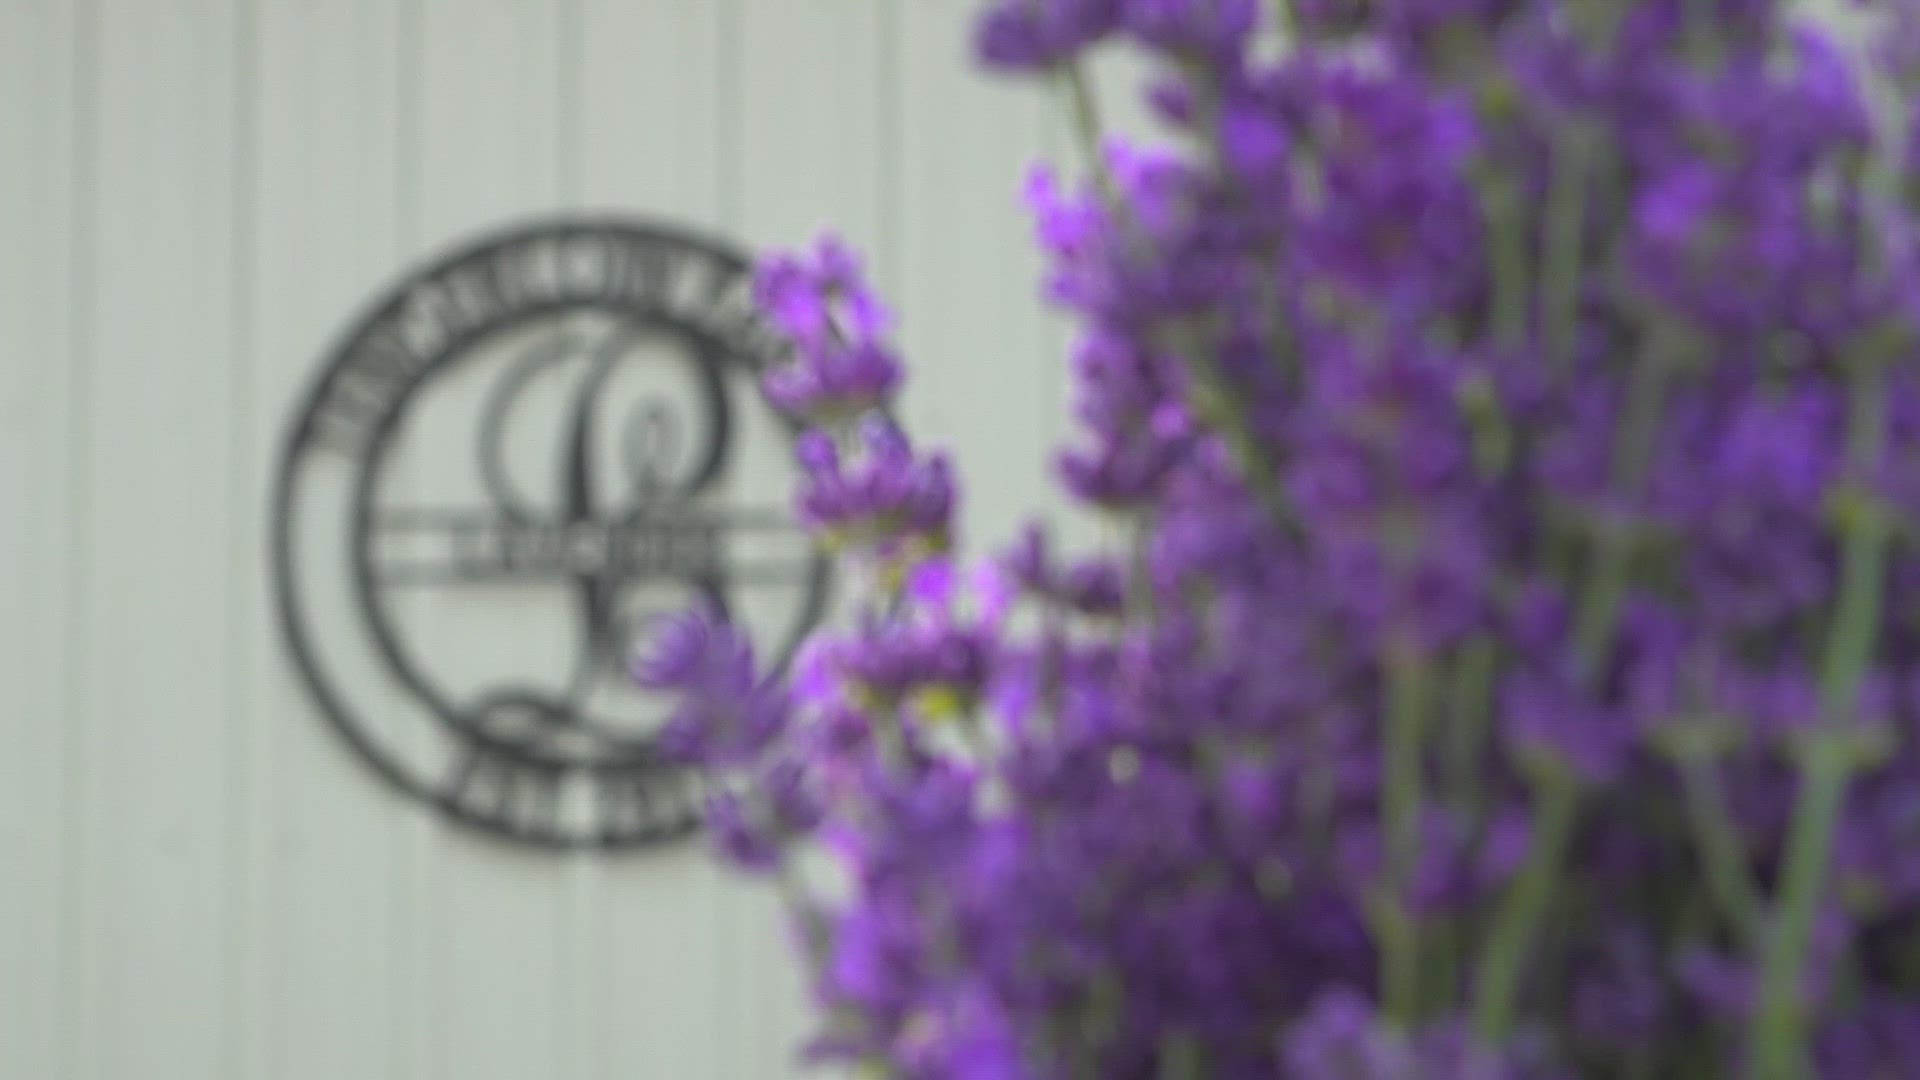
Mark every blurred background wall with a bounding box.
[0,2,1082,1076]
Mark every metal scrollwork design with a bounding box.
[272,219,831,850]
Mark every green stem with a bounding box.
[1572,330,1677,681]
[1751,741,1853,1079]
[1541,127,1593,373]
[1479,170,1530,351]
[1471,572,1612,1036]
[1187,366,1291,525]
[1127,509,1159,621]
[1570,528,1633,684]
[1609,327,1679,490]
[1444,636,1499,814]
[1749,369,1892,1078]
[1440,636,1498,1018]
[1079,974,1124,1080]
[1683,0,1722,59]
[1474,772,1579,1041]
[1462,376,1515,479]
[1157,1033,1205,1080]
[1269,0,1295,40]
[1383,644,1433,1020]
[1430,920,1462,1017]
[1060,57,1291,532]
[1678,757,1763,945]
[1059,61,1112,202]
[1477,326,1680,1041]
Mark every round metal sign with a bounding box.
[272,219,829,850]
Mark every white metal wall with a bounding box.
[0,2,1065,1077]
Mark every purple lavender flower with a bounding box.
[704,791,787,873]
[636,606,789,768]
[974,0,1118,71]
[999,525,1128,619]
[638,2,1920,1074]
[754,238,903,423]
[794,416,956,559]
[1281,990,1419,1078]
[761,339,902,423]
[1120,0,1258,60]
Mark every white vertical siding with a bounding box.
[410,6,573,1080]
[729,8,896,1074]
[569,7,746,1080]
[246,5,409,1079]
[71,3,244,1077]
[0,0,82,1073]
[0,1,1062,1077]
[896,0,1054,550]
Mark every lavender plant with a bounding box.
[640,1,1920,1075]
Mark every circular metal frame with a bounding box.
[271,217,830,851]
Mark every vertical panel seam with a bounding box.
[57,0,99,1074]
[555,5,592,1079]
[394,3,427,1078]
[558,0,582,210]
[224,0,262,1074]
[715,2,743,1068]
[717,0,741,234]
[877,0,903,295]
